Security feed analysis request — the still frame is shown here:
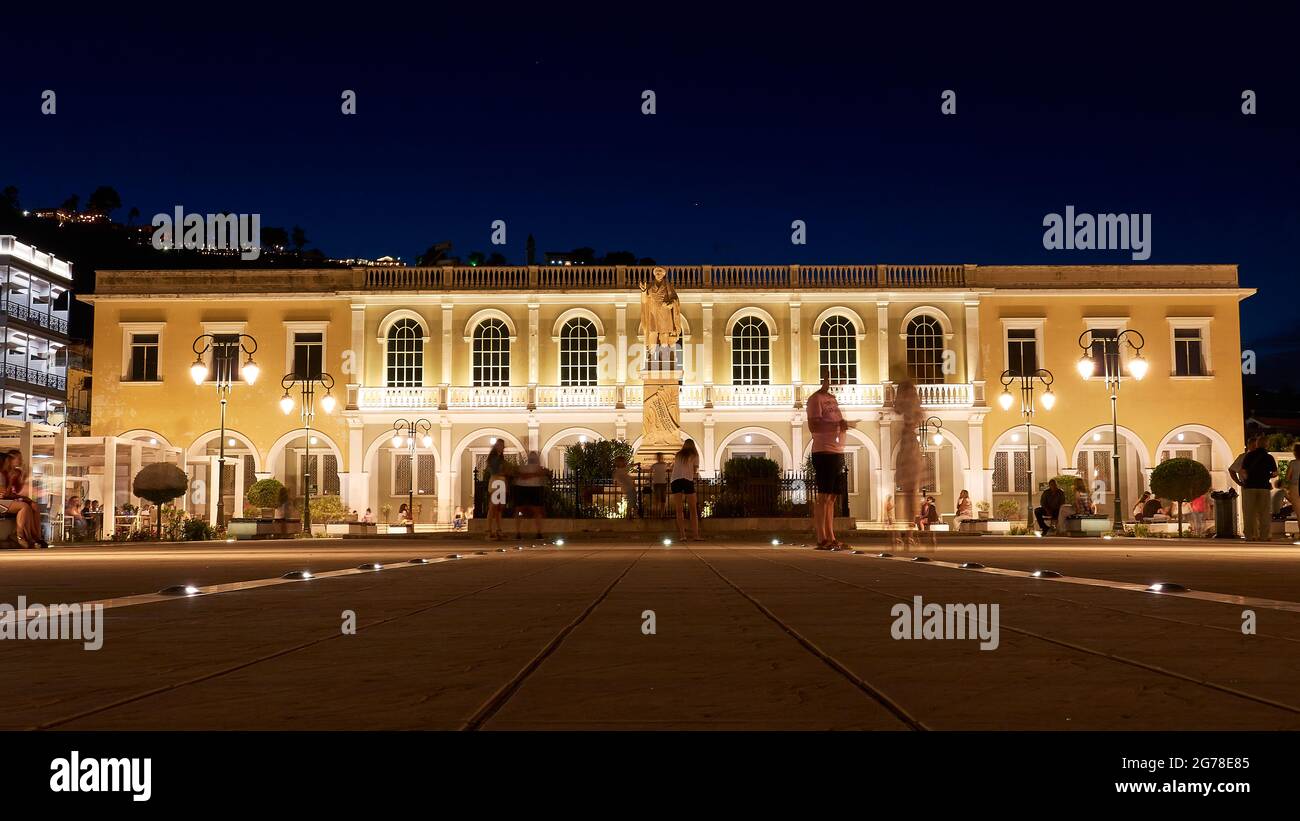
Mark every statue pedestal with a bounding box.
[636,367,683,469]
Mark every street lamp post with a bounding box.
[999,368,1056,532]
[917,416,944,491]
[279,372,336,535]
[390,418,433,529]
[1077,329,1147,532]
[191,333,259,528]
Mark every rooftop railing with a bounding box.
[361,264,969,291]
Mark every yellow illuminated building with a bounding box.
[82,263,1251,526]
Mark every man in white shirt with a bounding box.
[807,366,850,549]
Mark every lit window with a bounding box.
[731,316,771,386]
[472,318,510,387]
[818,316,857,384]
[905,316,944,384]
[386,319,423,387]
[559,318,597,387]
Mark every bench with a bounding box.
[1061,515,1112,536]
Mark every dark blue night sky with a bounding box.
[2,6,1296,351]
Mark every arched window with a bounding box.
[386,318,423,387]
[559,318,597,386]
[731,316,771,385]
[906,315,945,384]
[472,318,510,387]
[818,316,857,384]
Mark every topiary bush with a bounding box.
[722,456,780,482]
[1149,458,1212,536]
[183,516,216,541]
[132,462,189,539]
[245,478,288,517]
[563,438,632,485]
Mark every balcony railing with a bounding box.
[361,264,968,292]
[3,362,67,391]
[351,382,977,411]
[1,300,69,334]
[446,385,529,408]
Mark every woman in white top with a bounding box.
[670,439,703,542]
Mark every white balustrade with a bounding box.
[446,385,528,408]
[917,383,975,407]
[356,386,440,409]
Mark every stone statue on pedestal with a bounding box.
[638,267,684,456]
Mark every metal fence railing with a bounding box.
[473,467,848,520]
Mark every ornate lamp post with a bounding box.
[917,416,943,491]
[190,333,259,527]
[390,419,433,528]
[279,371,336,535]
[999,368,1056,531]
[1076,329,1147,531]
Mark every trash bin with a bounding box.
[1212,487,1239,539]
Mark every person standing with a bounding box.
[1285,443,1300,528]
[670,439,703,541]
[1232,434,1277,541]
[807,366,849,550]
[650,452,670,518]
[613,455,636,518]
[513,451,549,539]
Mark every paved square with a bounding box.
[3,536,1298,730]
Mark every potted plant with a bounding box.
[132,463,189,540]
[380,503,392,524]
[308,495,356,536]
[230,478,292,539]
[976,500,990,519]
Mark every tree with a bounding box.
[467,250,486,266]
[59,194,80,213]
[246,478,288,518]
[600,250,638,265]
[1,186,19,212]
[128,206,141,225]
[290,225,308,252]
[526,233,536,265]
[486,252,507,265]
[1149,458,1212,536]
[417,241,452,266]
[261,226,289,250]
[563,439,633,485]
[132,463,189,539]
[86,186,122,216]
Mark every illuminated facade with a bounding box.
[83,262,1251,525]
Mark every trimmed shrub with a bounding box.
[246,478,288,516]
[1149,458,1212,535]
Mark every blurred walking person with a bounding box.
[485,438,509,540]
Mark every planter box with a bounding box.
[1062,515,1113,537]
[959,519,1011,534]
[326,522,377,537]
[228,518,301,540]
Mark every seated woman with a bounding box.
[1073,485,1094,516]
[64,495,86,537]
[0,450,47,548]
[955,489,973,523]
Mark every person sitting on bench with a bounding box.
[1034,479,1065,536]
